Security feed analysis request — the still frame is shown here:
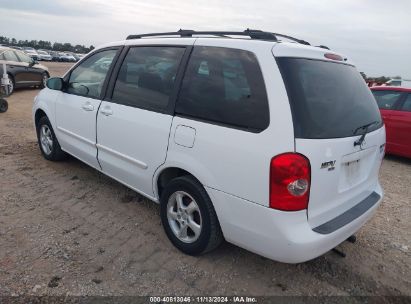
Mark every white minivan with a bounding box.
[33,30,385,263]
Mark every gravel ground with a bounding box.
[0,62,410,297]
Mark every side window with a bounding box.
[372,91,402,110]
[67,49,118,99]
[176,46,269,132]
[111,47,185,112]
[0,52,5,60]
[16,51,33,64]
[400,94,411,112]
[388,80,401,86]
[4,51,19,62]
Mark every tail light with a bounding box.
[270,153,311,211]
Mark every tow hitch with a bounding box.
[332,235,357,258]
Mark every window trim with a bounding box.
[174,45,270,133]
[62,46,122,101]
[175,113,266,133]
[104,44,193,116]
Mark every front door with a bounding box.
[372,89,405,153]
[15,51,43,85]
[2,50,30,87]
[391,94,411,157]
[55,48,120,169]
[97,45,188,198]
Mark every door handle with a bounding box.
[100,107,113,116]
[81,103,94,111]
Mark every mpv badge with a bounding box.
[321,160,336,171]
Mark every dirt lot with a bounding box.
[0,62,410,297]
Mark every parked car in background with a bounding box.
[33,30,385,263]
[37,50,52,61]
[371,86,411,158]
[48,51,60,62]
[0,46,49,94]
[23,47,39,60]
[10,46,23,50]
[68,53,81,62]
[384,78,411,88]
[59,53,77,62]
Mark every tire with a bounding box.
[36,116,66,161]
[160,175,223,255]
[7,74,14,95]
[0,99,8,113]
[40,72,49,89]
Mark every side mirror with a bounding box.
[29,59,37,67]
[46,77,64,91]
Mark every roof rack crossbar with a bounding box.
[126,29,311,46]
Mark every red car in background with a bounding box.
[371,86,411,158]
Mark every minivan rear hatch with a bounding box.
[276,55,385,228]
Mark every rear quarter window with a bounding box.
[176,46,269,132]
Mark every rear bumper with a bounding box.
[312,191,380,234]
[206,185,383,263]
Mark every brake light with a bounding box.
[270,153,311,211]
[324,53,343,61]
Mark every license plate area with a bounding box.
[338,155,368,192]
[338,147,377,192]
[339,158,365,192]
[345,160,361,183]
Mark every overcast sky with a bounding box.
[1,0,410,78]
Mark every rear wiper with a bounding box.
[353,121,380,147]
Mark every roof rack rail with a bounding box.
[126,29,311,45]
[272,33,310,45]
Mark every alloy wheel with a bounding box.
[40,125,53,155]
[167,191,202,243]
[42,74,48,87]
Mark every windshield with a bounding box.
[277,58,382,139]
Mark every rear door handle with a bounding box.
[100,107,113,116]
[81,102,94,111]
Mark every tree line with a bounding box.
[0,35,94,53]
[360,72,401,84]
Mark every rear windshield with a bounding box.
[277,58,383,139]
